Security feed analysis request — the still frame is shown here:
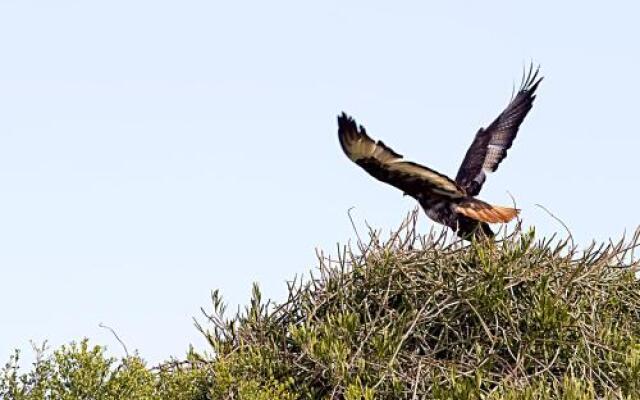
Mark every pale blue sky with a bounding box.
[1,1,638,365]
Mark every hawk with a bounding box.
[338,66,542,239]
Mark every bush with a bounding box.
[197,211,640,399]
[4,211,640,399]
[0,340,211,400]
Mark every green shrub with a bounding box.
[4,212,640,399]
[197,212,640,398]
[0,340,211,400]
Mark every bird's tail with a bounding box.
[455,198,519,224]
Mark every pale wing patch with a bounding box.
[344,137,370,161]
[482,144,506,173]
[347,138,400,163]
[372,142,399,162]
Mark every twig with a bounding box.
[347,206,365,253]
[99,322,130,358]
[411,361,423,399]
[535,203,575,248]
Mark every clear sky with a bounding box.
[1,1,639,366]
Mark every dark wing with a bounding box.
[338,113,465,200]
[455,65,543,196]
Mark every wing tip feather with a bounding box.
[520,63,544,94]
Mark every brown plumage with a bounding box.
[337,65,542,239]
[455,199,520,224]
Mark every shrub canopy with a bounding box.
[4,212,640,399]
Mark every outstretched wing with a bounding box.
[338,113,465,200]
[455,65,543,196]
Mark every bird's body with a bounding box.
[337,66,542,239]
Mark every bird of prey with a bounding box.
[337,66,542,239]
